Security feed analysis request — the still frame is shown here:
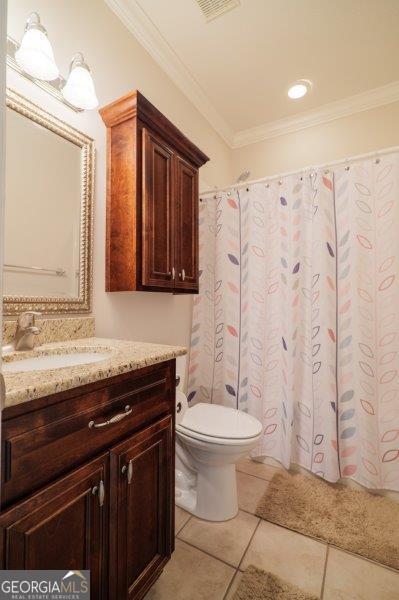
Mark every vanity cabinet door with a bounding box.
[0,454,108,599]
[142,128,175,289]
[110,415,173,600]
[174,155,199,292]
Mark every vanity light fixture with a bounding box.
[8,13,98,112]
[288,79,312,100]
[62,53,99,110]
[15,12,59,81]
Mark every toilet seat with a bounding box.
[176,425,262,447]
[176,402,262,445]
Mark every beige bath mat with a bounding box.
[234,566,318,600]
[255,470,399,570]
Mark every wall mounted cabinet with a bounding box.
[100,90,209,294]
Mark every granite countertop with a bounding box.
[3,337,186,408]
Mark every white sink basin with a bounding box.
[3,351,113,373]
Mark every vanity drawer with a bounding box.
[2,362,175,507]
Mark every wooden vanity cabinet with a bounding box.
[0,360,176,600]
[100,90,209,294]
[110,416,173,599]
[0,455,108,599]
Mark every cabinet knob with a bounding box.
[122,460,133,484]
[92,480,105,507]
[181,269,186,282]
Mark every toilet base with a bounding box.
[175,463,239,522]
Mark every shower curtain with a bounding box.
[188,151,399,491]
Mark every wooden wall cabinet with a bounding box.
[0,361,176,600]
[100,91,209,294]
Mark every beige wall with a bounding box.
[5,0,399,372]
[232,101,399,180]
[1,0,7,371]
[6,0,233,362]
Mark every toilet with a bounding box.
[175,390,263,521]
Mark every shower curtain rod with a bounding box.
[199,143,399,198]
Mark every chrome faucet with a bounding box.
[13,311,42,351]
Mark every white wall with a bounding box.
[232,101,399,180]
[6,0,233,361]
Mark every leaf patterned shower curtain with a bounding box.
[188,152,399,491]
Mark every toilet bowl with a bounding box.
[175,392,262,521]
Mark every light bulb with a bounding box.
[288,80,312,100]
[62,54,98,110]
[15,12,59,81]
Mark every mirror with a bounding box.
[3,89,94,315]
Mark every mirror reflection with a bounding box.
[3,90,94,314]
[5,106,81,299]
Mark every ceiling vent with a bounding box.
[196,0,240,22]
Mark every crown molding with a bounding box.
[104,0,235,147]
[232,81,399,148]
[104,0,399,151]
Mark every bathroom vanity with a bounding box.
[0,336,185,600]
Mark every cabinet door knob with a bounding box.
[92,480,105,507]
[122,460,133,484]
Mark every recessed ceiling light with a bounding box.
[288,80,312,100]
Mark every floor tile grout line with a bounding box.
[176,537,239,571]
[239,506,399,575]
[320,544,330,599]
[222,569,239,600]
[326,544,399,574]
[239,507,327,548]
[237,517,262,572]
[175,514,192,536]
[236,468,278,483]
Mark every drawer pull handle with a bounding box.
[181,268,186,281]
[122,460,133,484]
[88,405,132,429]
[92,480,105,507]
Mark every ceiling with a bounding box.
[106,0,399,147]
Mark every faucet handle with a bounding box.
[17,311,42,328]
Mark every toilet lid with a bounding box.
[179,403,262,440]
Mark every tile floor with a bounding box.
[145,458,399,599]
